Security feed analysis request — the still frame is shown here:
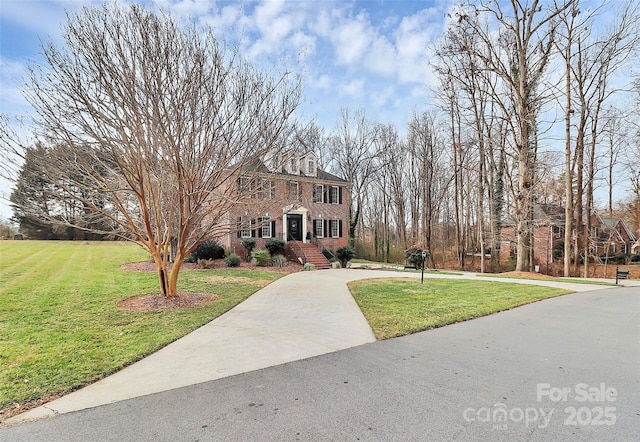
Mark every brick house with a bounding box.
[500,204,566,267]
[501,204,637,267]
[219,151,349,266]
[589,216,637,257]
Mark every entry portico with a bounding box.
[283,205,309,243]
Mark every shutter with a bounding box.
[313,220,318,237]
[323,187,328,203]
[338,220,343,238]
[324,220,328,238]
[251,219,256,237]
[271,221,276,237]
[257,218,262,238]
[338,187,343,204]
[237,217,242,238]
[328,187,333,204]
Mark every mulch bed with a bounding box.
[116,292,219,311]
[120,260,302,273]
[117,259,302,312]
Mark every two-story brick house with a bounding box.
[219,151,349,265]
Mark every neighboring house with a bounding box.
[501,204,637,267]
[632,238,640,255]
[501,203,566,267]
[589,216,637,257]
[219,150,349,265]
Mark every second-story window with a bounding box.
[313,184,324,203]
[259,179,275,200]
[307,158,315,176]
[237,176,251,196]
[288,181,300,201]
[329,186,341,204]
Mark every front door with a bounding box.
[287,214,303,241]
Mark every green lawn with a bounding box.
[475,273,615,286]
[349,278,572,339]
[0,241,283,413]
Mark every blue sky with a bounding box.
[0,0,451,129]
[0,0,636,220]
[0,0,455,219]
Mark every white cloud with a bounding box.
[363,35,397,77]
[313,9,374,67]
[339,78,365,98]
[313,74,333,92]
[394,10,440,84]
[370,84,397,108]
[199,3,244,34]
[159,0,212,18]
[0,58,30,111]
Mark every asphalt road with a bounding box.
[2,286,638,441]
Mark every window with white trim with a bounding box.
[307,158,316,176]
[290,157,298,174]
[313,184,324,203]
[329,186,339,204]
[314,219,324,238]
[289,181,300,201]
[259,216,272,238]
[330,219,340,238]
[237,176,251,195]
[258,179,274,200]
[240,216,251,238]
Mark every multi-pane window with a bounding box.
[240,216,251,238]
[259,179,275,200]
[237,176,251,195]
[290,158,298,174]
[307,159,316,176]
[313,184,324,203]
[314,219,324,238]
[329,186,339,204]
[289,181,300,201]
[259,216,272,238]
[330,219,340,238]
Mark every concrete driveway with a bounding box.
[2,270,638,440]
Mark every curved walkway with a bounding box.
[6,268,631,425]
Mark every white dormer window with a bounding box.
[302,152,318,177]
[271,154,282,172]
[290,157,299,174]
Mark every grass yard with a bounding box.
[0,241,283,415]
[349,278,573,339]
[476,273,615,286]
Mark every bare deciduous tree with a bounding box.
[556,0,639,275]
[0,3,300,296]
[453,0,572,271]
[328,108,380,246]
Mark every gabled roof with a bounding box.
[598,216,637,242]
[233,153,347,183]
[503,203,566,227]
[532,204,566,226]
